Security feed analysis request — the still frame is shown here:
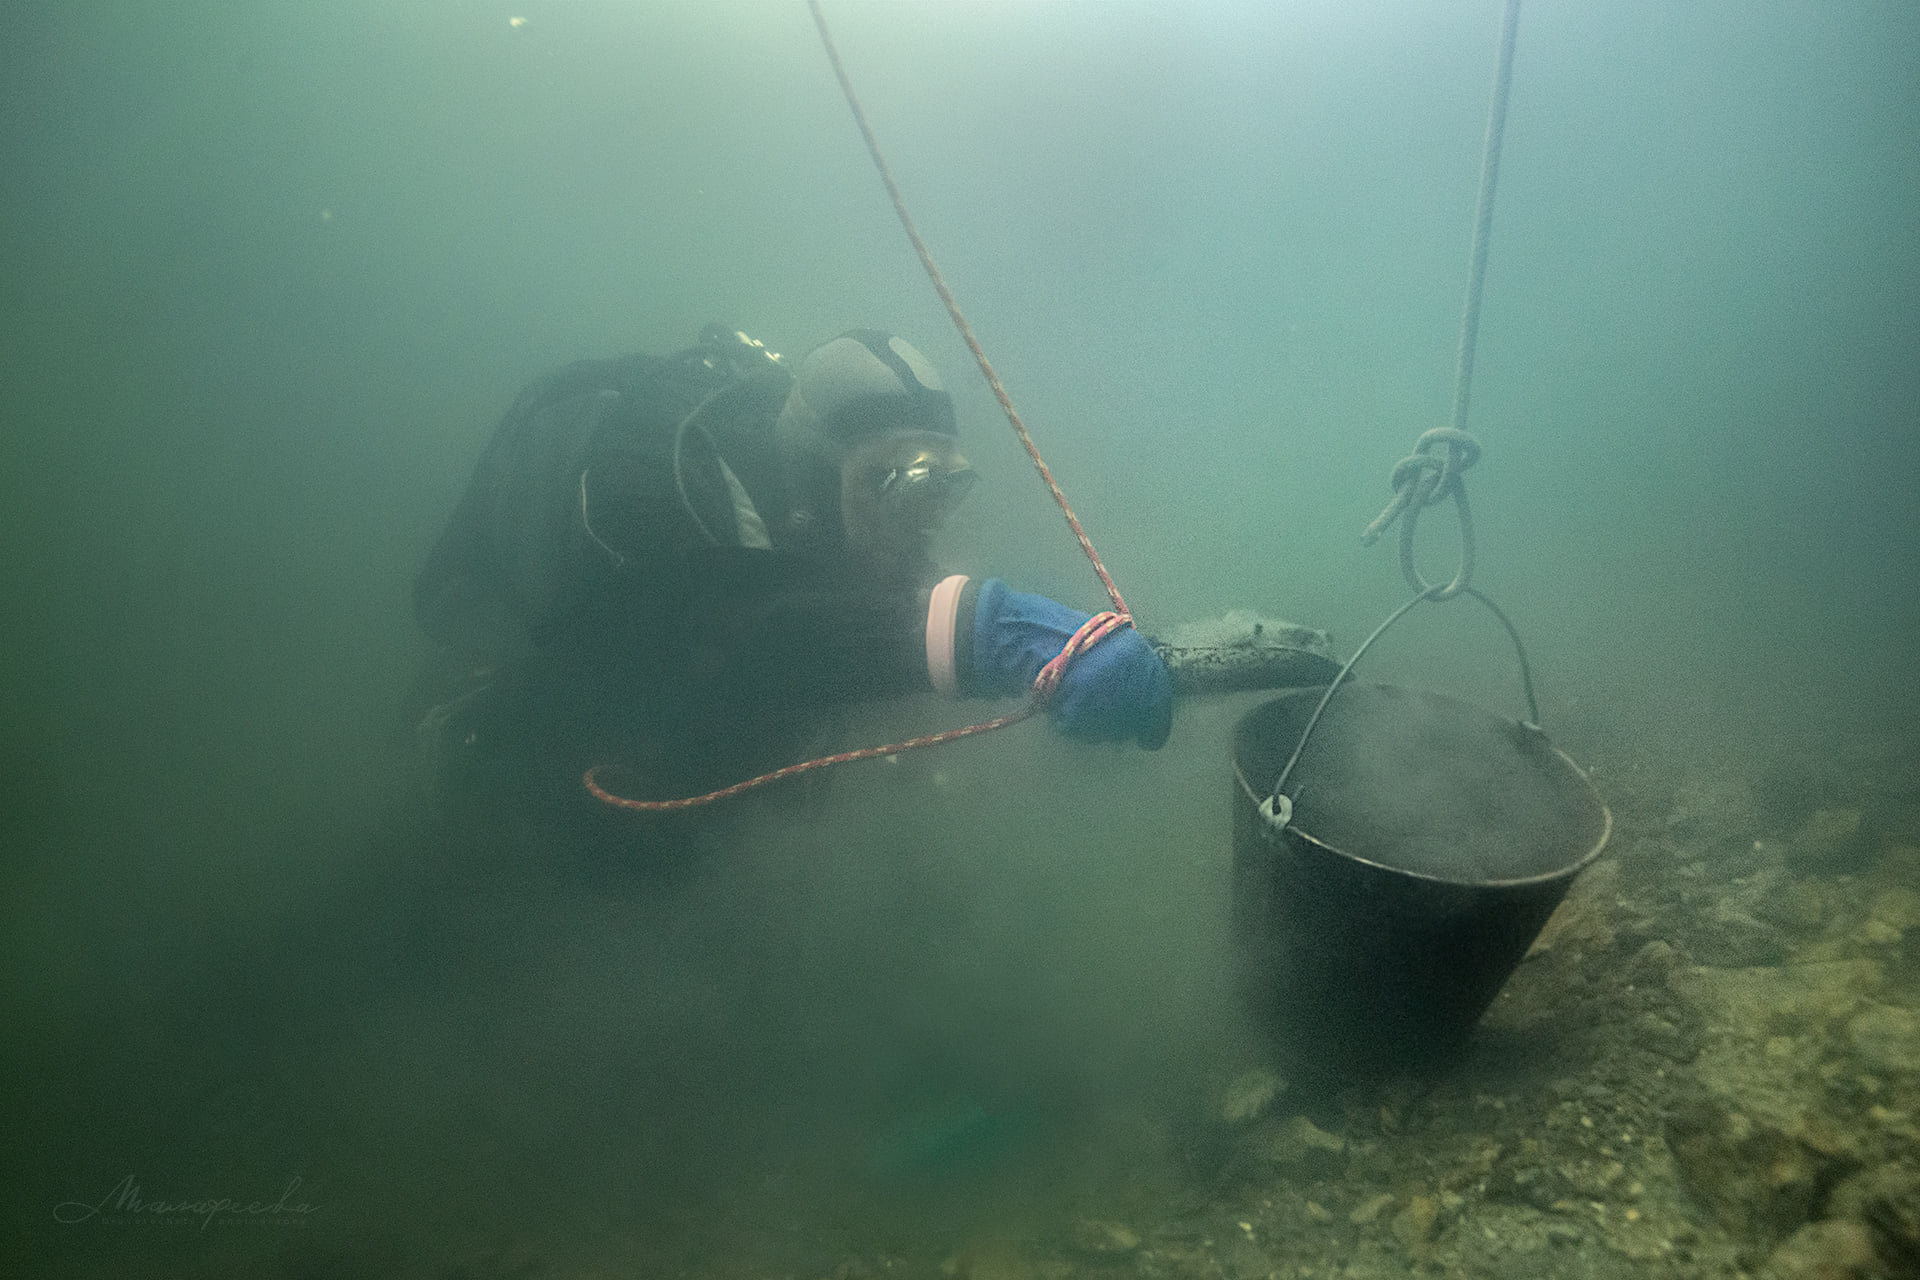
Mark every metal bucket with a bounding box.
[1231,683,1610,1076]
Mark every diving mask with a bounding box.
[840,430,976,549]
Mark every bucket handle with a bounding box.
[1257,584,1540,837]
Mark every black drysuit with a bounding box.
[414,333,939,806]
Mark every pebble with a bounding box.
[1390,1195,1438,1252]
[1785,807,1870,872]
[1760,1218,1878,1278]
[1221,1068,1286,1125]
[1847,1003,1920,1073]
[1066,1218,1140,1256]
[1870,886,1920,930]
[1348,1193,1394,1225]
[1860,919,1903,945]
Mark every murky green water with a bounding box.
[4,2,1916,1276]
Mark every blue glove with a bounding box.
[969,579,1173,749]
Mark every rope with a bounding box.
[1361,426,1480,601]
[587,5,1139,813]
[1450,0,1522,442]
[585,610,1125,812]
[1258,0,1532,831]
[806,0,1129,621]
[588,707,1038,813]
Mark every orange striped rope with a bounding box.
[806,0,1129,620]
[584,611,1128,812]
[585,7,1137,813]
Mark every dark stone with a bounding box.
[1829,1163,1920,1277]
[1783,808,1873,875]
[1666,1098,1853,1247]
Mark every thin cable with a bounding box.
[1262,583,1539,818]
[1267,588,1439,807]
[1464,586,1539,725]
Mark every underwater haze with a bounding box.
[3,1,1917,1277]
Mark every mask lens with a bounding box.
[879,453,976,526]
[846,432,974,536]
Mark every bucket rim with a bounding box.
[1233,691,1614,889]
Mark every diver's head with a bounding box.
[773,331,974,569]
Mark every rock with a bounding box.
[1253,1115,1346,1174]
[1870,886,1920,931]
[1785,808,1871,874]
[1689,897,1790,966]
[1212,1228,1271,1280]
[1672,962,1878,1120]
[1663,956,1886,1250]
[1828,1163,1920,1271]
[1859,919,1904,946]
[1065,1217,1140,1257]
[1666,775,1761,841]
[1846,1003,1920,1075]
[1390,1194,1439,1253]
[1758,1218,1880,1279]
[1754,880,1831,935]
[1527,894,1616,958]
[1630,1009,1694,1061]
[1624,938,1681,986]
[1292,1115,1345,1153]
[1531,861,1622,957]
[1671,960,1885,1035]
[951,1245,1043,1280]
[1545,1221,1583,1247]
[1220,1068,1285,1125]
[1666,1098,1845,1245]
[1878,843,1920,885]
[1348,1193,1394,1225]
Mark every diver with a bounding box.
[411,325,1172,824]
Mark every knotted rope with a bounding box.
[1258,0,1534,831]
[1362,426,1481,601]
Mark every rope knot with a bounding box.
[1031,610,1131,705]
[1361,428,1482,601]
[1363,428,1481,546]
